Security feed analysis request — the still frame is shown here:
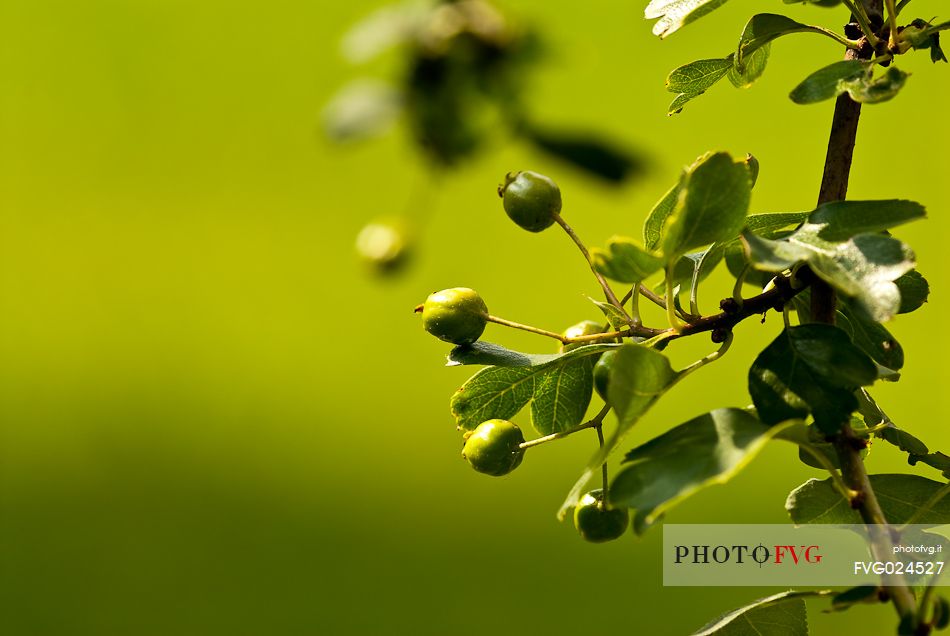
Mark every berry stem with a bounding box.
[637,284,668,312]
[485,315,574,342]
[485,314,660,343]
[551,212,638,328]
[596,423,608,499]
[519,404,611,450]
[885,0,899,49]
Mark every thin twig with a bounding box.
[552,212,637,328]
[519,404,611,450]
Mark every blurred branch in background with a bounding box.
[323,0,647,275]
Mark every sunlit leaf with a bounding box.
[646,0,732,38]
[609,409,799,534]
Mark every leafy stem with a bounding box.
[815,2,918,623]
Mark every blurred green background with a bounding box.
[1,1,948,634]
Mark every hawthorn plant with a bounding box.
[418,1,949,634]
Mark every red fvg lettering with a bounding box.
[773,545,823,564]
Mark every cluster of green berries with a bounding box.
[418,170,628,542]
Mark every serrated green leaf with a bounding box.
[609,409,797,534]
[662,152,752,260]
[736,13,839,70]
[790,61,909,105]
[592,237,664,283]
[786,474,950,525]
[806,199,926,241]
[586,297,631,331]
[446,341,616,368]
[654,247,726,296]
[749,325,877,433]
[896,270,930,314]
[644,176,685,250]
[728,44,770,88]
[557,344,677,519]
[693,591,818,636]
[646,0,732,38]
[746,211,810,236]
[724,211,808,285]
[666,57,734,114]
[790,59,872,104]
[751,232,915,322]
[878,426,932,457]
[858,391,950,478]
[608,345,679,428]
[841,66,910,104]
[840,297,904,370]
[668,93,693,114]
[450,345,612,434]
[910,452,950,478]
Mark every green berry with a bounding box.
[462,419,525,476]
[498,170,561,232]
[573,489,629,543]
[593,350,616,402]
[356,220,410,273]
[421,288,488,345]
[559,320,606,353]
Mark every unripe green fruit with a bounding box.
[356,220,410,273]
[593,350,616,402]
[498,170,561,232]
[422,288,488,345]
[462,419,526,476]
[573,489,629,543]
[560,320,605,353]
